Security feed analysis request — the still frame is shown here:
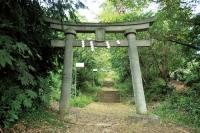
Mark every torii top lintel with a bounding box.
[45,17,155,33]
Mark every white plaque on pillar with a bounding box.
[76,63,84,68]
[93,69,98,72]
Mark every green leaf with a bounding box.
[14,42,32,56]
[40,94,50,104]
[7,111,18,122]
[16,93,26,103]
[11,100,21,111]
[18,71,36,85]
[0,49,13,67]
[26,90,37,99]
[23,98,32,108]
[0,35,13,46]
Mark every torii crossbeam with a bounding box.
[51,40,151,47]
[45,18,154,115]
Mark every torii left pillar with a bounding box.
[59,29,76,116]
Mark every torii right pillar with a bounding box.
[125,29,147,114]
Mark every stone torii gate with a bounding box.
[46,18,154,115]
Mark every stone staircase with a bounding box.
[97,79,120,103]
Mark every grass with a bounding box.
[70,95,93,108]
[114,81,133,102]
[7,108,69,133]
[22,109,65,128]
[11,94,95,132]
[153,101,200,132]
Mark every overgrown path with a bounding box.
[68,77,192,133]
[12,76,194,133]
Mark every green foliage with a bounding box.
[114,77,133,101]
[80,81,96,93]
[0,49,13,67]
[0,0,83,128]
[45,0,85,22]
[101,0,198,104]
[154,87,200,129]
[70,95,93,108]
[100,0,152,22]
[110,48,130,82]
[145,78,174,101]
[72,47,108,95]
[22,108,67,129]
[0,76,52,127]
[1,0,199,129]
[49,70,62,101]
[109,0,150,10]
[73,48,97,94]
[171,59,200,85]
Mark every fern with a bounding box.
[18,71,35,85]
[7,111,18,122]
[0,35,13,46]
[37,77,51,104]
[16,93,26,103]
[0,49,13,67]
[40,94,50,104]
[26,90,37,99]
[11,100,21,111]
[23,98,32,108]
[13,42,33,57]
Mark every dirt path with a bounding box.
[68,102,192,133]
[67,76,192,133]
[9,75,194,133]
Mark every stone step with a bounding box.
[103,81,114,87]
[97,90,120,103]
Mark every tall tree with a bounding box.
[0,0,84,127]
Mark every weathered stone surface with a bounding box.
[130,114,160,125]
[59,29,76,115]
[126,29,147,114]
[95,28,105,42]
[45,17,155,33]
[97,90,120,103]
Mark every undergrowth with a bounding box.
[145,78,174,102]
[22,109,65,128]
[22,108,67,133]
[154,86,200,131]
[114,78,133,102]
[70,95,93,108]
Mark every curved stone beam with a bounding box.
[45,17,155,33]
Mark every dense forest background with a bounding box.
[0,0,200,131]
[100,0,200,129]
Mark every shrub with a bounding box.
[154,87,200,129]
[49,71,62,101]
[70,95,93,108]
[22,108,67,130]
[0,76,52,128]
[114,78,133,101]
[80,81,98,93]
[145,78,174,102]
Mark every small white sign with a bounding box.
[90,41,95,51]
[81,40,85,48]
[93,69,98,72]
[106,41,110,49]
[76,63,84,68]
